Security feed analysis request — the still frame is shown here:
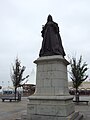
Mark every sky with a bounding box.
[0,0,90,86]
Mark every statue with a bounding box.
[39,15,66,57]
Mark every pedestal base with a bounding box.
[27,95,83,120]
[26,112,83,120]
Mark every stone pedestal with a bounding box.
[27,55,83,120]
[34,55,69,96]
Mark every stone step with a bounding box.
[21,113,27,120]
[15,118,21,120]
[74,114,83,120]
[67,112,83,120]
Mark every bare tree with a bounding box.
[11,57,29,100]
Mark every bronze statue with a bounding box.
[39,15,65,57]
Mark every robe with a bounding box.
[39,21,65,57]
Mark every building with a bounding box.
[68,81,90,95]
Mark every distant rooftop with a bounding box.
[68,81,90,89]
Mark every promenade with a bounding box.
[0,96,90,120]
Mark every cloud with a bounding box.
[0,0,90,85]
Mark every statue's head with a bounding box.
[47,15,53,22]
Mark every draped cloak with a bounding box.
[39,20,65,57]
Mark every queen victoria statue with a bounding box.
[39,15,65,57]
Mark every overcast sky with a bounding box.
[0,0,90,86]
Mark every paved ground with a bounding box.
[0,96,90,120]
[74,96,90,120]
[0,97,28,120]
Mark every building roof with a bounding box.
[68,81,90,89]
